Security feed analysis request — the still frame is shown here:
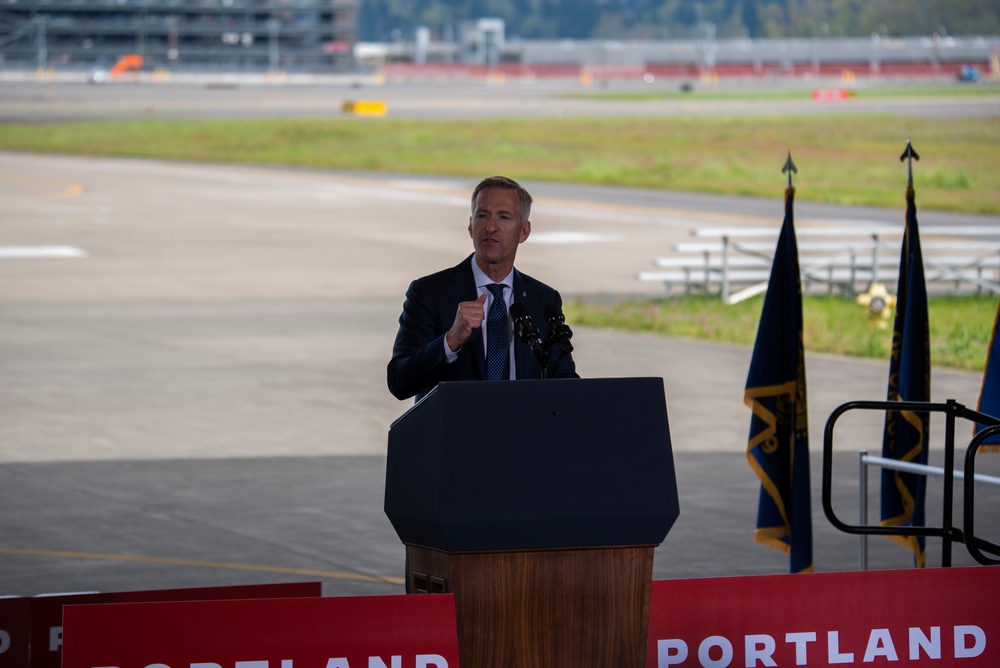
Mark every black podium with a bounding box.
[385,377,679,668]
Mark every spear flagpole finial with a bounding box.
[782,150,798,188]
[900,139,920,189]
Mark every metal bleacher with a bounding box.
[638,225,1000,304]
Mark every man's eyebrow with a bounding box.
[475,206,516,215]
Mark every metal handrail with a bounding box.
[861,453,1000,484]
[857,450,1000,569]
[823,398,1000,568]
[964,424,1000,565]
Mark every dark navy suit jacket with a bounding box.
[387,254,578,401]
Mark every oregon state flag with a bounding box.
[976,299,1000,452]
[880,186,931,567]
[745,186,813,574]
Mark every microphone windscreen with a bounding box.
[543,302,563,321]
[510,301,532,324]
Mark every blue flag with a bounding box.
[976,300,1000,451]
[745,186,813,574]
[880,187,931,568]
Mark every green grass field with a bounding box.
[1,112,998,214]
[565,294,997,373]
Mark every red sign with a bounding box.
[646,567,998,667]
[0,598,30,668]
[323,41,351,53]
[62,594,459,668]
[31,582,321,668]
[811,88,855,101]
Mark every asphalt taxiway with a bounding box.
[1,78,998,595]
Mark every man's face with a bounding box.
[469,188,531,271]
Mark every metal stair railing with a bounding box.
[822,399,1000,568]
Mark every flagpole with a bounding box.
[880,139,931,567]
[744,151,813,574]
[783,150,797,192]
[901,138,955,567]
[900,138,920,192]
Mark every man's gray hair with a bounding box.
[471,176,532,221]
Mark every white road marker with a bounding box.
[0,246,88,259]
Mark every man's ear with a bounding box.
[519,219,531,243]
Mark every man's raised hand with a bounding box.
[446,293,487,353]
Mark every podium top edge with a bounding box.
[389,377,665,429]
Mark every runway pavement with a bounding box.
[1,150,997,598]
[2,77,998,122]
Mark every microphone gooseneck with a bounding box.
[510,302,576,377]
[510,302,543,358]
[543,302,574,356]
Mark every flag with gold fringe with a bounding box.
[745,175,813,574]
[880,147,931,568]
[975,299,1000,452]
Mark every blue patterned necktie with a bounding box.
[485,283,509,381]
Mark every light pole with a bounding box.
[34,15,47,71]
[268,19,280,70]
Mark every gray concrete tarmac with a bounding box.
[2,78,998,122]
[1,151,997,598]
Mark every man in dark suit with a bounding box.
[388,175,578,402]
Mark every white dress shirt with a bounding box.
[443,257,515,379]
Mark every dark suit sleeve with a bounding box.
[387,278,451,401]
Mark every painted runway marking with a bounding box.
[528,231,623,244]
[0,245,88,259]
[4,155,788,229]
[0,173,85,203]
[0,546,405,586]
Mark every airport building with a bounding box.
[0,0,359,72]
[366,26,1000,82]
[1,3,997,80]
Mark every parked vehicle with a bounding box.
[958,64,982,82]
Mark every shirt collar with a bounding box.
[470,256,513,290]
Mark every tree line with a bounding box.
[358,0,999,42]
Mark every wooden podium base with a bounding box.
[407,545,654,668]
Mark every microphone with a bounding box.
[543,302,574,356]
[509,302,543,359]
